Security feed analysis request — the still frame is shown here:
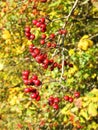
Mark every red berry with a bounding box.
[40,39,45,45]
[39,18,45,23]
[33,48,40,55]
[74,92,80,98]
[29,44,34,50]
[25,32,31,37]
[40,0,47,3]
[68,97,74,103]
[40,28,46,32]
[22,75,28,80]
[42,64,48,69]
[64,96,69,101]
[47,42,51,47]
[36,22,41,27]
[29,87,36,92]
[43,59,49,65]
[64,61,68,66]
[31,93,37,99]
[24,87,30,93]
[50,33,55,39]
[32,75,38,80]
[35,54,44,63]
[58,29,67,35]
[22,70,30,76]
[34,79,41,86]
[40,24,46,29]
[30,34,35,40]
[25,27,30,32]
[28,79,34,85]
[68,64,73,67]
[41,34,46,39]
[51,43,56,48]
[54,97,60,103]
[53,104,59,110]
[36,95,41,101]
[32,20,38,25]
[24,80,29,85]
[31,52,37,58]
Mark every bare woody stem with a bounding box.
[60,0,79,80]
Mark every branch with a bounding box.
[89,33,98,40]
[60,0,79,80]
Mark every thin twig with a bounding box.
[60,0,79,81]
[89,33,98,40]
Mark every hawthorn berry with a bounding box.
[32,75,38,80]
[64,95,69,101]
[40,39,45,45]
[68,97,74,103]
[50,33,55,39]
[30,34,35,40]
[25,27,30,32]
[41,34,46,39]
[36,95,41,101]
[34,79,41,86]
[24,87,31,93]
[53,104,59,110]
[74,92,80,98]
[31,93,37,99]
[32,19,38,25]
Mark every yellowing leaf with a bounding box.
[88,103,98,117]
[78,35,93,50]
[2,29,11,40]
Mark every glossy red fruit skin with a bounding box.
[25,27,30,32]
[35,54,44,63]
[42,64,48,69]
[31,93,37,99]
[40,39,45,45]
[74,92,80,98]
[36,95,41,101]
[54,97,60,103]
[39,18,45,23]
[51,43,56,48]
[36,22,41,27]
[40,28,46,32]
[40,24,46,29]
[53,104,59,110]
[32,20,38,25]
[47,42,51,47]
[64,96,69,101]
[24,88,30,93]
[30,34,35,40]
[22,75,28,80]
[25,32,31,37]
[32,75,38,80]
[48,96,54,106]
[34,79,41,86]
[22,70,30,76]
[24,80,29,85]
[40,0,47,3]
[50,33,55,39]
[43,59,49,65]
[68,97,74,103]
[33,48,40,55]
[41,34,46,39]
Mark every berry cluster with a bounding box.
[48,96,60,110]
[64,92,80,103]
[29,44,62,70]
[22,70,41,86]
[25,27,35,40]
[24,87,41,101]
[32,17,46,32]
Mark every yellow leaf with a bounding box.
[2,29,11,40]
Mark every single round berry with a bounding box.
[33,48,40,55]
[64,96,69,101]
[50,33,55,39]
[53,104,59,110]
[36,22,41,27]
[24,87,31,93]
[39,18,45,23]
[74,92,80,98]
[22,70,30,76]
[34,79,41,86]
[36,95,41,101]
[40,24,46,29]
[68,97,74,103]
[22,75,28,80]
[40,39,45,45]
[32,75,38,80]
[32,19,38,25]
[24,80,29,85]
[47,42,51,47]
[54,97,60,103]
[25,32,31,37]
[41,34,46,39]
[42,64,48,69]
[51,43,56,48]
[30,34,35,40]
[25,27,30,32]
[31,93,37,99]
